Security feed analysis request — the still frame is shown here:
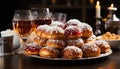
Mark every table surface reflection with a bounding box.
[0,50,120,69]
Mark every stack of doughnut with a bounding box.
[24,19,111,59]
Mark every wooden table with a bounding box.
[0,50,120,69]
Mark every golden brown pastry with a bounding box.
[62,46,83,59]
[24,42,41,55]
[65,19,82,26]
[35,25,49,38]
[81,44,101,57]
[46,39,66,49]
[94,40,111,53]
[67,38,84,47]
[82,34,96,44]
[39,46,60,58]
[64,26,82,39]
[80,23,93,38]
[34,37,48,46]
[50,21,66,29]
[45,26,65,39]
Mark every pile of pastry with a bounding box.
[24,19,111,59]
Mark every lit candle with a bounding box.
[108,3,117,10]
[95,1,101,18]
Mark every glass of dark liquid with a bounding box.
[30,8,52,31]
[12,10,35,54]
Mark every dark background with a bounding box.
[1,0,120,33]
[1,0,31,31]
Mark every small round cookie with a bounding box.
[62,46,83,59]
[67,38,84,47]
[39,46,60,58]
[94,40,111,53]
[81,44,101,57]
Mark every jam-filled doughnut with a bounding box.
[62,46,83,59]
[39,46,60,58]
[80,23,93,38]
[67,38,84,47]
[24,42,41,55]
[46,39,66,49]
[34,37,48,46]
[94,40,111,53]
[35,25,49,38]
[45,26,65,39]
[82,34,96,44]
[81,44,101,57]
[50,21,66,29]
[65,19,82,26]
[64,26,82,39]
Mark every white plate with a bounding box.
[24,49,112,61]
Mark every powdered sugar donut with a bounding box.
[64,26,82,39]
[39,46,60,58]
[34,37,48,46]
[81,44,101,57]
[79,23,93,38]
[24,42,41,55]
[66,19,82,26]
[94,40,110,53]
[82,34,96,44]
[50,21,66,29]
[67,38,84,47]
[62,46,83,59]
[35,25,49,38]
[45,26,65,39]
[46,39,66,49]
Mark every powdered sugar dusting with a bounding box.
[64,46,82,53]
[50,21,65,26]
[67,38,84,45]
[65,26,82,35]
[47,39,65,46]
[46,26,64,34]
[43,46,59,53]
[87,35,96,41]
[82,44,99,52]
[26,42,41,50]
[95,40,110,47]
[66,19,82,26]
[27,42,39,47]
[50,21,65,29]
[37,25,49,31]
[78,23,93,31]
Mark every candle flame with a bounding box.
[111,3,114,7]
[108,3,117,10]
[96,1,100,5]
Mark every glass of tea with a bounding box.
[30,8,52,30]
[12,10,35,54]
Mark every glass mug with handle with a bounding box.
[12,10,35,54]
[30,8,52,31]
